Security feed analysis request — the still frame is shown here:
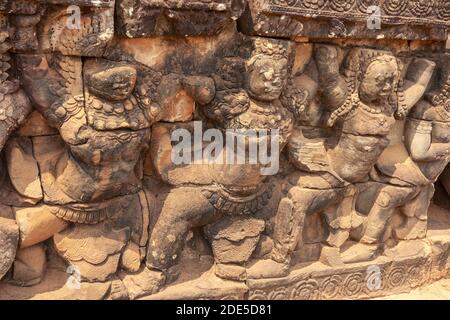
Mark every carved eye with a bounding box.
[88,66,137,101]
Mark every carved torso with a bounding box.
[341,104,396,137]
[228,99,294,146]
[408,99,450,181]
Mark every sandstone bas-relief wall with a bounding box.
[0,0,449,300]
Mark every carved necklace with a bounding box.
[359,101,384,114]
[431,76,450,119]
[435,100,450,121]
[251,101,276,115]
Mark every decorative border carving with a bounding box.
[144,0,233,11]
[43,0,115,7]
[265,0,450,27]
[247,255,438,300]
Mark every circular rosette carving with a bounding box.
[249,290,269,300]
[340,273,364,297]
[290,280,320,300]
[303,0,328,10]
[268,288,289,300]
[363,265,387,293]
[356,0,379,13]
[406,264,424,288]
[408,0,434,17]
[435,1,450,19]
[387,266,406,289]
[330,0,355,12]
[320,275,342,299]
[383,0,407,15]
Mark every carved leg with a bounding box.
[395,184,434,240]
[15,205,68,249]
[247,186,343,279]
[361,184,418,244]
[273,187,343,261]
[146,187,217,273]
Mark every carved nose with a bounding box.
[264,70,274,81]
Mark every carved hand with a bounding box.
[314,44,340,80]
[400,58,436,112]
[314,44,348,110]
[181,75,216,105]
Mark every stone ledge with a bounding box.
[239,0,450,40]
[0,226,448,300]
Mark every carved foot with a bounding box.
[120,267,166,300]
[246,259,289,279]
[108,278,130,300]
[214,263,247,281]
[360,234,379,244]
[319,246,344,267]
[340,243,380,264]
[394,217,427,240]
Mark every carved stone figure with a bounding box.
[0,11,33,281]
[359,54,450,246]
[247,45,435,278]
[145,37,297,289]
[16,53,157,282]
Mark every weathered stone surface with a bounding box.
[0,268,112,300]
[12,243,46,286]
[116,0,245,37]
[15,205,68,249]
[205,216,265,264]
[340,242,379,264]
[148,122,213,185]
[39,3,114,56]
[0,203,13,219]
[5,136,42,203]
[319,246,344,267]
[120,268,165,300]
[120,241,141,273]
[18,111,59,137]
[143,270,247,300]
[158,75,196,122]
[54,221,129,282]
[240,0,450,40]
[0,216,19,280]
[214,263,246,281]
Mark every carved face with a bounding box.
[88,66,137,101]
[247,57,287,101]
[359,59,398,103]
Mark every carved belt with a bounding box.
[47,194,134,224]
[201,182,274,216]
[48,205,109,224]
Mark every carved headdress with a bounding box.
[426,55,450,113]
[246,37,291,71]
